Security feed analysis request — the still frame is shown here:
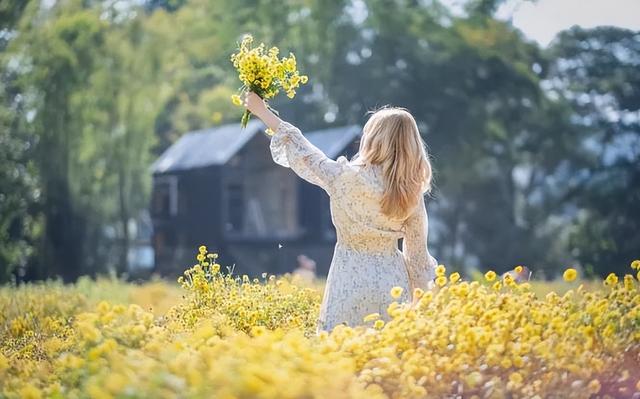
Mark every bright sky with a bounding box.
[443,0,640,47]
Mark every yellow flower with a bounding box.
[196,253,205,262]
[390,286,403,299]
[604,273,618,286]
[563,268,577,282]
[0,352,8,372]
[105,373,128,393]
[587,379,601,394]
[492,281,502,291]
[231,94,242,106]
[435,265,446,276]
[631,259,640,269]
[230,35,309,127]
[4,243,640,399]
[363,313,380,322]
[449,272,460,283]
[250,326,266,336]
[509,372,523,385]
[485,270,497,282]
[198,245,207,254]
[514,265,523,273]
[435,276,447,287]
[18,385,42,399]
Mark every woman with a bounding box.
[243,92,437,333]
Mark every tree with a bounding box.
[547,26,640,276]
[11,3,108,280]
[312,0,580,274]
[0,1,42,282]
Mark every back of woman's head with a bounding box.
[358,106,432,220]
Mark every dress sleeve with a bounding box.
[270,120,348,195]
[401,196,437,292]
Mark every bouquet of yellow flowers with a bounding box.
[230,34,308,131]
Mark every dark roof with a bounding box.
[151,120,265,174]
[151,120,362,174]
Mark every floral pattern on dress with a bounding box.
[270,121,437,334]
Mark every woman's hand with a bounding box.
[243,91,268,117]
[242,91,283,132]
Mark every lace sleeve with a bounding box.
[401,196,437,292]
[270,120,348,195]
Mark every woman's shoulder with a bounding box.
[334,158,384,191]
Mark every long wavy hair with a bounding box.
[355,106,432,220]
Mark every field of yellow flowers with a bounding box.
[1,249,639,399]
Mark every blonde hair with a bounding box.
[356,106,432,220]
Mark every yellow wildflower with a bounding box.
[435,276,447,287]
[563,268,577,282]
[363,313,380,322]
[390,286,403,299]
[485,270,497,282]
[230,34,309,127]
[231,94,242,106]
[18,385,42,399]
[604,273,618,286]
[435,265,446,276]
[587,379,601,394]
[509,372,523,386]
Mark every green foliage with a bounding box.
[547,27,640,276]
[0,95,41,282]
[0,0,636,280]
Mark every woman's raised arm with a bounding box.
[243,92,348,194]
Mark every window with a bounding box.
[152,176,178,218]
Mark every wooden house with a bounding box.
[150,120,362,277]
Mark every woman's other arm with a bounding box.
[402,197,437,295]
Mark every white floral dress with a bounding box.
[270,121,437,333]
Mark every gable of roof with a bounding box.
[151,121,362,174]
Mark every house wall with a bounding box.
[225,241,336,277]
[222,134,299,239]
[150,131,361,279]
[151,166,222,275]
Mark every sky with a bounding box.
[495,0,640,46]
[442,0,640,46]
